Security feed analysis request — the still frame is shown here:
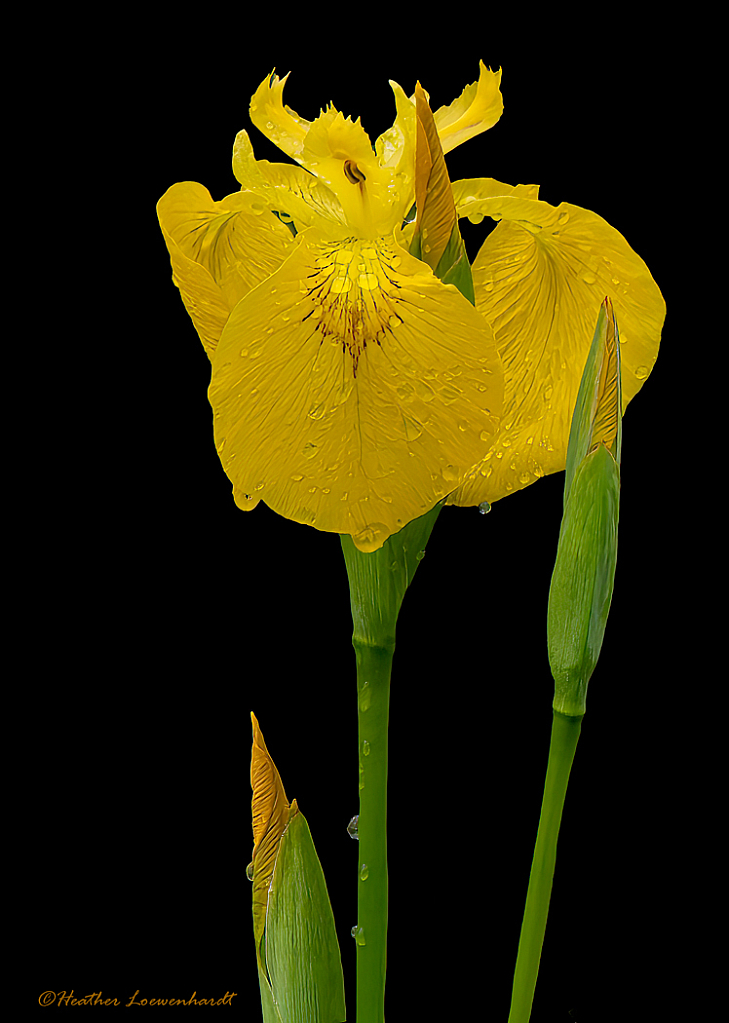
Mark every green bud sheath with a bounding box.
[548,297,622,716]
[547,442,620,716]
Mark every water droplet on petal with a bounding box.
[352,523,388,553]
[478,501,491,515]
[246,862,254,881]
[635,365,649,379]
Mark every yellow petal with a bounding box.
[434,60,504,156]
[233,129,347,233]
[157,182,294,354]
[452,177,540,216]
[250,713,291,949]
[249,73,411,238]
[249,69,311,160]
[209,230,503,551]
[446,196,665,507]
[375,79,417,174]
[157,222,231,359]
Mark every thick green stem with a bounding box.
[353,639,393,1023]
[340,502,443,1023]
[508,710,583,1023]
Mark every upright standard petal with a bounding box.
[446,195,665,507]
[433,61,504,155]
[249,72,413,238]
[249,69,311,160]
[157,182,294,356]
[209,231,503,552]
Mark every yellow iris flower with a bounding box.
[157,64,505,552]
[157,63,664,551]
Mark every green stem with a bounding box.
[340,501,443,1023]
[353,638,393,1023]
[508,710,583,1023]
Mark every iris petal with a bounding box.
[157,182,294,355]
[158,223,231,359]
[209,231,503,551]
[233,129,347,232]
[446,195,665,507]
[434,61,504,155]
[249,69,311,160]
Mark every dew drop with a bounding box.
[246,862,254,881]
[359,863,369,881]
[362,739,370,756]
[635,365,649,379]
[347,815,359,840]
[308,403,326,420]
[478,500,491,515]
[359,682,372,712]
[403,417,422,440]
[352,523,388,553]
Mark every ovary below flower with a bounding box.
[208,66,505,551]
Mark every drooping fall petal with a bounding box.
[157,183,294,356]
[209,230,503,551]
[446,193,665,507]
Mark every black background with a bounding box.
[27,16,696,1023]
